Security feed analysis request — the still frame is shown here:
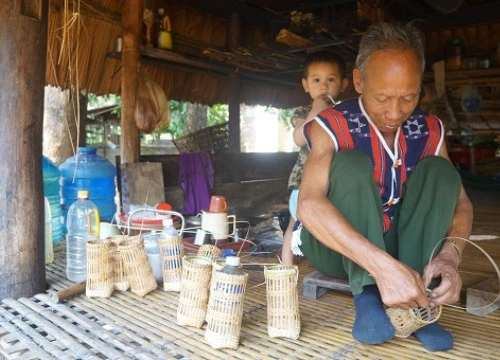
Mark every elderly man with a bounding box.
[294,22,473,351]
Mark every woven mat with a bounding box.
[0,249,499,359]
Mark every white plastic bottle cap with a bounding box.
[225,256,240,267]
[77,190,89,199]
[162,218,174,227]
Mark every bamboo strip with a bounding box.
[0,309,58,360]
[14,297,128,360]
[1,299,101,360]
[33,293,159,360]
[63,297,180,360]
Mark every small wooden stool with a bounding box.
[302,271,351,299]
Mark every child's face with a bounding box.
[302,62,347,100]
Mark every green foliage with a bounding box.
[207,104,228,126]
[279,108,295,130]
[164,100,188,139]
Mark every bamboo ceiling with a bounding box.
[45,0,310,108]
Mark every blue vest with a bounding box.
[304,97,444,232]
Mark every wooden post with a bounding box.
[120,0,144,164]
[0,0,49,299]
[228,13,241,154]
[228,73,241,153]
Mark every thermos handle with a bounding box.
[227,215,237,235]
[87,208,100,237]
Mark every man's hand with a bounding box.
[422,252,462,307]
[373,256,430,309]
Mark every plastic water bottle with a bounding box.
[42,156,63,245]
[158,218,184,291]
[59,147,116,229]
[44,197,54,264]
[143,231,162,284]
[66,190,100,283]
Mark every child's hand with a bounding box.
[310,94,333,116]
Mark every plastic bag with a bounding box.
[135,65,170,133]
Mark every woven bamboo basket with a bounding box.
[264,265,301,339]
[210,258,226,292]
[198,244,222,261]
[118,239,157,297]
[86,240,114,298]
[386,305,442,338]
[108,235,140,291]
[159,235,184,292]
[177,255,212,328]
[205,269,248,349]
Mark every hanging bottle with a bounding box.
[66,190,100,283]
[205,256,248,349]
[158,218,184,291]
[157,8,173,50]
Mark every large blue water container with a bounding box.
[59,147,117,228]
[42,156,64,246]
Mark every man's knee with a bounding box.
[330,150,373,179]
[416,156,461,188]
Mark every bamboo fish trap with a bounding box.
[86,240,114,298]
[118,239,157,297]
[108,234,143,291]
[177,255,212,328]
[159,234,184,292]
[198,244,222,261]
[386,305,442,338]
[264,265,301,339]
[205,257,248,349]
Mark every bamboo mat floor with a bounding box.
[1,201,499,359]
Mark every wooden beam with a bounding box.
[120,0,143,164]
[180,0,286,29]
[0,0,48,298]
[422,1,500,29]
[228,13,241,155]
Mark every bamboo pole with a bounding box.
[120,0,144,164]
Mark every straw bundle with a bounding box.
[386,305,442,338]
[159,235,184,292]
[198,244,222,261]
[86,240,114,298]
[118,240,157,297]
[205,269,248,349]
[177,255,212,328]
[264,265,301,339]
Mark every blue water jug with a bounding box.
[59,147,117,229]
[42,156,63,245]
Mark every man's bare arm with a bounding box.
[297,122,429,308]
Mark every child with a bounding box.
[281,51,348,265]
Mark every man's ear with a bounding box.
[302,78,309,93]
[353,68,363,94]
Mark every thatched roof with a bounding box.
[46,0,500,116]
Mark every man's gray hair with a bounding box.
[356,22,425,79]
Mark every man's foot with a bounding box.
[352,285,395,344]
[414,322,453,352]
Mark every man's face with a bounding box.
[353,49,421,135]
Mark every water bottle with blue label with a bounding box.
[205,256,248,349]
